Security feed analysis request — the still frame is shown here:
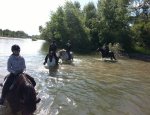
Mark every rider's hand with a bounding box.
[43,62,46,65]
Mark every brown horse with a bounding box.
[5,73,37,115]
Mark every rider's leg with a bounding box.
[68,51,71,60]
[49,53,53,62]
[0,73,15,105]
[43,54,48,65]
[66,50,71,60]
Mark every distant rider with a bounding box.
[65,40,72,60]
[43,40,58,65]
[104,44,110,56]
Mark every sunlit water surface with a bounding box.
[0,38,150,115]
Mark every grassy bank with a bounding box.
[133,46,150,55]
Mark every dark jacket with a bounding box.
[65,42,72,51]
[49,42,57,53]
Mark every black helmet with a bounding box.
[11,44,20,51]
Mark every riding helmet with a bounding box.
[11,44,20,51]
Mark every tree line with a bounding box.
[0,29,29,38]
[39,0,150,53]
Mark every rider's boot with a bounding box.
[0,86,9,105]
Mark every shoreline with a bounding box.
[121,53,150,62]
[0,36,31,39]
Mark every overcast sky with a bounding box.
[0,0,98,36]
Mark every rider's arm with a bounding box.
[7,56,15,74]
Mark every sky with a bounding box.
[0,0,98,36]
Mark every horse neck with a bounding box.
[99,48,104,53]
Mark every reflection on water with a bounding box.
[0,38,150,115]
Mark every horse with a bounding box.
[43,52,59,75]
[57,49,73,63]
[5,73,37,115]
[97,48,117,61]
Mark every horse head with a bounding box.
[97,47,105,55]
[6,73,37,115]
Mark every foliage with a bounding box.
[39,0,150,53]
[0,29,29,38]
[97,0,133,50]
[131,21,150,48]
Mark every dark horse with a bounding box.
[5,73,37,115]
[97,48,117,60]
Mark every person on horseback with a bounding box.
[103,44,110,56]
[65,40,72,60]
[0,44,40,105]
[43,40,58,65]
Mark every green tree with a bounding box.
[97,0,132,50]
[0,29,3,36]
[130,0,150,49]
[83,2,99,50]
[64,2,90,52]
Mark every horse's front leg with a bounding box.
[112,53,117,60]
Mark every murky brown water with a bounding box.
[0,38,150,115]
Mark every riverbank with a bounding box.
[121,53,150,62]
[0,36,31,39]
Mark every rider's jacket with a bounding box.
[7,54,26,74]
[65,43,71,51]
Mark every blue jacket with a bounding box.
[7,54,26,74]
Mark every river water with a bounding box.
[0,37,150,115]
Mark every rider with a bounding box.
[65,40,72,60]
[43,40,58,65]
[104,44,110,56]
[0,44,40,105]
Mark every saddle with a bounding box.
[4,73,35,91]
